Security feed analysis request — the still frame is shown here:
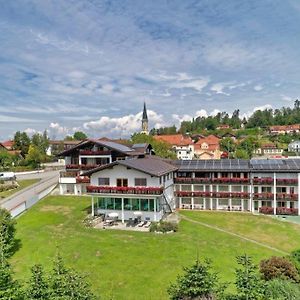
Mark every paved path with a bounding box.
[0,170,59,212]
[179,213,288,255]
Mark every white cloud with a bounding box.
[49,122,70,137]
[211,82,232,95]
[254,85,263,91]
[281,95,293,102]
[24,128,41,136]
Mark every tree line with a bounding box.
[150,100,300,134]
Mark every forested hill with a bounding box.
[150,100,300,135]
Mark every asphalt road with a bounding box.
[0,170,60,212]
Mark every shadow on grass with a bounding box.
[9,238,22,257]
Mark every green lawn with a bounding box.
[0,179,40,199]
[10,196,300,300]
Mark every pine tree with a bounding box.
[235,255,264,300]
[168,258,222,300]
[25,264,50,299]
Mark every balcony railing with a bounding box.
[174,177,249,184]
[60,171,78,178]
[253,178,273,185]
[276,178,298,185]
[66,164,99,170]
[276,193,298,200]
[253,193,274,199]
[175,191,250,198]
[79,150,111,155]
[87,185,163,195]
[259,206,298,215]
[76,177,90,184]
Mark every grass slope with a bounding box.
[0,179,40,199]
[10,196,300,299]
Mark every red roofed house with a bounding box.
[194,135,221,159]
[1,140,14,150]
[153,134,194,160]
[269,124,300,135]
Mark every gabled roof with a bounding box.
[57,139,143,157]
[153,134,193,146]
[83,157,178,177]
[1,140,14,150]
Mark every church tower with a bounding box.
[141,102,149,134]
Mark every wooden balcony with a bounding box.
[174,177,249,184]
[253,178,273,185]
[76,177,90,184]
[175,191,250,198]
[276,178,298,185]
[79,150,111,155]
[66,164,99,170]
[253,193,274,199]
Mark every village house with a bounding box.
[193,134,221,159]
[288,141,300,154]
[253,143,284,158]
[269,124,300,135]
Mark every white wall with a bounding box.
[90,165,160,187]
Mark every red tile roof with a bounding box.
[1,140,14,150]
[153,134,193,146]
[194,135,220,151]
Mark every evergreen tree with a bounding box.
[25,264,50,299]
[235,255,264,300]
[168,259,222,300]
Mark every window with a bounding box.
[98,177,110,186]
[135,178,147,186]
[116,178,128,187]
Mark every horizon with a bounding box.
[1,1,300,140]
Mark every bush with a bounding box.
[260,256,299,282]
[150,221,178,233]
[0,184,18,193]
[264,279,300,300]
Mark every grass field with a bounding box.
[0,179,40,199]
[10,196,300,299]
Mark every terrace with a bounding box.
[175,191,249,198]
[79,150,112,155]
[174,177,249,184]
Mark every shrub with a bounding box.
[0,184,18,193]
[150,221,178,233]
[260,256,299,282]
[264,279,300,300]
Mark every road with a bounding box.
[0,170,60,213]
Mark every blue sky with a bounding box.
[1,0,300,139]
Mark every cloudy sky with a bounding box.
[1,0,300,140]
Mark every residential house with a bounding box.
[84,156,177,222]
[58,139,153,195]
[153,134,194,160]
[194,135,221,159]
[253,143,284,158]
[269,124,300,135]
[288,141,300,153]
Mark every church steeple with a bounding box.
[141,102,149,134]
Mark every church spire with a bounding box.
[141,102,149,135]
[142,102,148,121]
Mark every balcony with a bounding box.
[76,177,90,184]
[212,177,250,184]
[174,177,249,184]
[87,185,163,195]
[175,191,249,198]
[276,178,298,185]
[253,178,273,185]
[259,206,298,215]
[174,177,211,184]
[276,193,298,200]
[66,164,99,170]
[79,150,111,155]
[60,171,78,178]
[253,193,274,200]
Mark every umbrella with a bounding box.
[108,212,119,218]
[133,211,142,216]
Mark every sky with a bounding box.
[1,0,300,140]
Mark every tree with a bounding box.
[234,255,264,300]
[73,131,88,140]
[25,145,44,168]
[264,279,300,300]
[260,256,299,282]
[13,131,30,155]
[31,131,49,155]
[25,264,50,299]
[0,258,22,300]
[219,138,236,154]
[49,253,96,299]
[235,149,249,159]
[0,208,17,258]
[0,150,14,170]
[168,258,222,300]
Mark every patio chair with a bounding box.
[137,221,146,227]
[144,221,151,228]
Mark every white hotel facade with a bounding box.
[58,141,300,221]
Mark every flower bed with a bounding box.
[87,185,163,195]
[79,150,111,155]
[259,206,298,215]
[276,193,298,200]
[253,193,274,199]
[76,177,90,184]
[259,206,274,214]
